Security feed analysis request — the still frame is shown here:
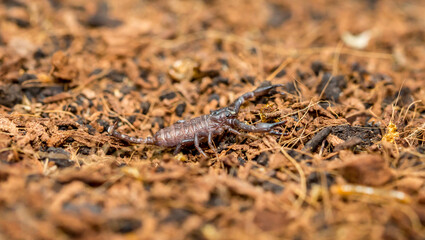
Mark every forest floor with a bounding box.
[0,0,425,239]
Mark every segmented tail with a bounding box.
[108,122,154,144]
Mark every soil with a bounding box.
[1,0,425,239]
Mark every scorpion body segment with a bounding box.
[154,115,224,147]
[108,84,286,157]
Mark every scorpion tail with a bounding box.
[108,121,154,144]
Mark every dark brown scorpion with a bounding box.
[108,84,286,157]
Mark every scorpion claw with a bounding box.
[270,120,287,127]
[269,130,282,135]
[253,84,284,96]
[269,131,289,136]
[269,120,287,135]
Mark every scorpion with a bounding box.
[108,84,286,157]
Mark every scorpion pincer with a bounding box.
[108,84,287,157]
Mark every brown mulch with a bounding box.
[1,0,425,239]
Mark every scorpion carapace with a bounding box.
[108,84,286,157]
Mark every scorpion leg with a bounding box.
[234,119,287,134]
[208,132,218,155]
[227,127,242,136]
[194,134,208,158]
[173,144,182,155]
[232,84,284,113]
[173,139,194,155]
